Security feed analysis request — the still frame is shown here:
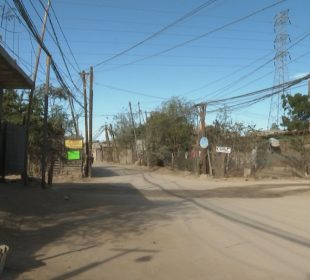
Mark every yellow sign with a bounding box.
[65,139,83,149]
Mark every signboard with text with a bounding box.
[216,146,231,154]
[65,139,83,149]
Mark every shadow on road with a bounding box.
[49,248,159,280]
[91,165,143,178]
[143,174,310,249]
[140,184,310,199]
[0,180,182,279]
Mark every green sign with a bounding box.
[67,150,80,160]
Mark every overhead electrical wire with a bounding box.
[29,0,82,98]
[48,1,81,73]
[197,46,310,104]
[203,72,310,114]
[96,0,285,72]
[96,83,168,100]
[94,0,218,68]
[28,0,80,76]
[189,28,310,103]
[181,51,274,98]
[1,39,46,84]
[41,2,83,94]
[12,0,84,109]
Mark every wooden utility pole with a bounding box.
[68,96,78,136]
[105,124,112,161]
[109,124,119,162]
[24,0,50,183]
[0,89,3,125]
[137,102,145,161]
[138,102,142,126]
[88,66,94,177]
[1,88,5,180]
[27,0,51,124]
[308,80,310,132]
[82,71,89,177]
[196,103,212,175]
[41,55,51,188]
[33,0,51,84]
[129,102,138,161]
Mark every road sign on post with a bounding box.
[199,137,209,149]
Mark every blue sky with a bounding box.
[1,0,310,139]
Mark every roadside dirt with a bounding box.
[1,163,310,280]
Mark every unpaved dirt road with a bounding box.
[1,163,310,280]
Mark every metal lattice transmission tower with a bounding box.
[267,10,291,130]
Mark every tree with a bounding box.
[281,93,310,172]
[3,85,73,174]
[145,97,195,166]
[282,93,310,131]
[113,112,135,149]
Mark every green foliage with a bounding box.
[146,97,195,166]
[282,93,310,131]
[2,89,26,124]
[2,85,72,170]
[208,108,257,151]
[113,112,135,149]
[270,122,280,131]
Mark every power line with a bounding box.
[29,0,81,84]
[32,0,81,76]
[0,39,46,84]
[20,0,80,94]
[203,73,310,114]
[12,0,84,109]
[180,51,274,98]
[39,0,82,94]
[97,0,285,72]
[49,1,81,73]
[94,0,218,68]
[189,28,310,103]
[96,83,168,100]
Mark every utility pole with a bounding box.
[41,55,51,188]
[82,71,89,177]
[105,124,112,161]
[27,0,51,123]
[88,66,93,177]
[0,89,4,181]
[24,0,50,183]
[137,102,145,162]
[308,80,310,132]
[33,0,51,83]
[129,102,138,161]
[0,89,3,125]
[138,102,142,126]
[196,103,212,175]
[68,96,78,136]
[109,124,119,162]
[144,111,148,122]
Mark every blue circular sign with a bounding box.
[199,137,209,149]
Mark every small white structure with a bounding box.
[0,245,9,275]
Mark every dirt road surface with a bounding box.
[1,163,310,280]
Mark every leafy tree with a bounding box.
[113,112,136,149]
[145,97,195,166]
[281,93,310,172]
[2,89,25,123]
[282,93,310,131]
[3,85,73,174]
